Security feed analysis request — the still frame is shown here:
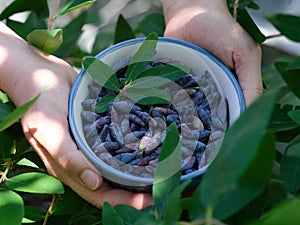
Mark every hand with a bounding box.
[162,0,263,106]
[0,22,152,209]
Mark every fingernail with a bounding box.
[80,169,99,191]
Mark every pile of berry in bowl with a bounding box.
[68,33,245,192]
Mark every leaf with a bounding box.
[198,89,278,217]
[83,57,120,91]
[275,61,300,98]
[123,88,171,105]
[0,131,14,161]
[0,0,49,20]
[288,109,300,125]
[0,102,12,121]
[285,56,300,70]
[54,11,88,57]
[213,132,276,219]
[126,32,158,82]
[249,198,300,225]
[114,14,135,44]
[133,64,190,87]
[114,204,142,225]
[268,104,299,132]
[59,0,96,15]
[237,9,266,44]
[138,13,165,36]
[95,93,117,114]
[26,29,63,54]
[0,188,24,225]
[0,91,41,132]
[22,205,44,223]
[265,13,300,42]
[162,180,191,221]
[280,135,300,194]
[153,123,182,218]
[5,172,64,194]
[102,202,125,225]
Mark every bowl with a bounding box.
[68,37,245,192]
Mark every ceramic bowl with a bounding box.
[68,37,245,192]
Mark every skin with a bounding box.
[0,0,262,209]
[162,0,263,106]
[0,22,152,209]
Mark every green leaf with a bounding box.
[0,188,24,225]
[0,131,14,161]
[286,56,300,70]
[114,204,142,225]
[0,91,41,132]
[265,13,300,42]
[83,57,120,91]
[26,29,63,54]
[281,135,300,194]
[95,93,117,114]
[22,205,44,223]
[5,172,64,194]
[249,198,300,225]
[114,14,135,44]
[133,64,190,87]
[153,123,182,218]
[198,89,279,217]
[59,0,96,15]
[288,109,300,125]
[237,9,266,44]
[126,32,158,82]
[268,104,299,132]
[102,202,125,225]
[123,88,171,105]
[213,132,276,219]
[275,61,300,99]
[54,11,88,58]
[138,13,165,36]
[0,0,49,20]
[0,102,12,122]
[162,180,191,221]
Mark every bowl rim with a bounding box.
[68,37,245,186]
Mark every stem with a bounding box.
[205,205,214,225]
[0,159,13,183]
[48,0,61,30]
[233,0,239,21]
[42,194,58,225]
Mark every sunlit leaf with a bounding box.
[5,172,64,194]
[0,188,24,225]
[27,29,63,54]
[83,57,120,91]
[59,0,95,15]
[126,32,158,82]
[123,88,170,105]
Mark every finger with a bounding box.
[23,129,153,209]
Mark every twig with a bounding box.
[233,0,239,21]
[48,0,61,30]
[42,194,58,225]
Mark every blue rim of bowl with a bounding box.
[68,37,245,185]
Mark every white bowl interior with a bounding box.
[69,38,244,187]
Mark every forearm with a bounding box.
[0,22,74,107]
